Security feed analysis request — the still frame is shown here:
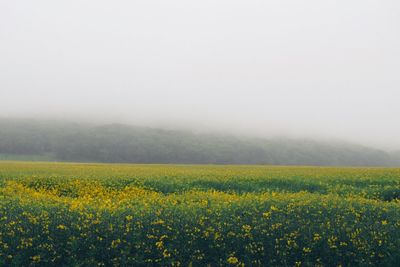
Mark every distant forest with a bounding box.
[0,118,399,166]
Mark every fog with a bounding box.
[1,1,399,150]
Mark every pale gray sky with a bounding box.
[1,1,400,149]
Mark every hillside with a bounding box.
[0,118,398,166]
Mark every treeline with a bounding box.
[0,118,399,166]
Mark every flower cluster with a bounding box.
[0,162,399,266]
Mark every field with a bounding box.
[0,162,399,266]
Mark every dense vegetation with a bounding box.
[0,118,399,166]
[0,162,399,266]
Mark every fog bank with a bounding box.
[1,1,399,150]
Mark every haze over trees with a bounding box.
[0,118,398,166]
[1,2,400,152]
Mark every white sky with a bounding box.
[1,1,400,149]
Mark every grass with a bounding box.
[0,153,56,162]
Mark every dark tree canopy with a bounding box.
[0,118,398,166]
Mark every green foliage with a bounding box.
[0,162,399,266]
[0,118,398,166]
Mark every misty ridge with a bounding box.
[1,1,400,156]
[1,1,400,165]
[0,118,399,167]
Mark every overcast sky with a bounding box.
[1,1,399,149]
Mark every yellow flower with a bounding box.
[57,224,66,230]
[262,211,272,218]
[270,205,279,212]
[313,233,321,241]
[156,241,163,249]
[31,255,41,262]
[242,225,251,232]
[152,219,165,225]
[111,239,121,248]
[227,256,239,265]
[163,249,171,258]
